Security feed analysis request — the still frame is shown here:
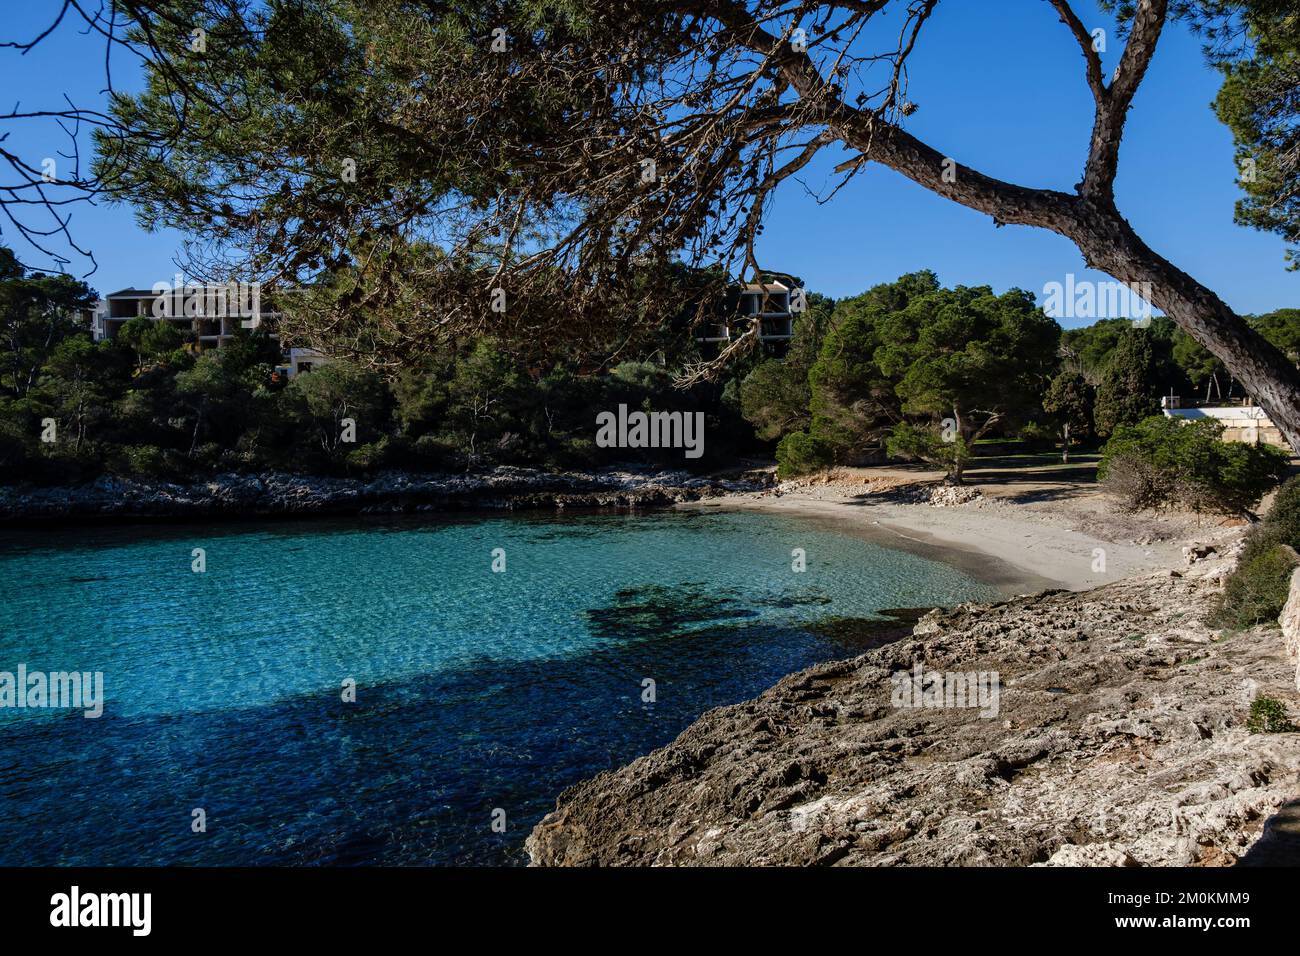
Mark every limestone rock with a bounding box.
[0,467,772,522]
[1039,843,1140,867]
[1279,566,1300,691]
[528,569,1300,867]
[928,485,983,508]
[874,483,983,507]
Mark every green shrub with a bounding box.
[0,430,33,482]
[411,433,454,465]
[1216,475,1300,628]
[1099,416,1287,515]
[1247,695,1298,734]
[1252,476,1300,550]
[1200,440,1290,514]
[1214,544,1299,629]
[345,438,391,473]
[1097,449,1167,511]
[549,436,599,469]
[114,444,171,479]
[192,442,225,470]
[776,430,830,478]
[885,421,969,480]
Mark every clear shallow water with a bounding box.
[0,510,998,865]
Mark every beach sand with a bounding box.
[681,465,1237,595]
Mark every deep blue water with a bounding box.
[0,509,998,865]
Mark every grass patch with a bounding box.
[1247,696,1298,734]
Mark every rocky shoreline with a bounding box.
[527,542,1300,866]
[0,466,772,524]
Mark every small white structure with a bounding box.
[281,347,329,377]
[1163,402,1288,450]
[697,280,796,343]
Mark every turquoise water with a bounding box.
[0,510,998,864]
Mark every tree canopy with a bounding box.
[0,248,97,397]
[1208,0,1300,269]
[776,271,1059,481]
[11,0,1274,445]
[1094,326,1164,436]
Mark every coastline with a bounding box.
[8,460,1297,867]
[686,494,1064,597]
[526,541,1300,867]
[524,471,1300,867]
[0,466,771,527]
[3,463,1215,598]
[681,482,1205,595]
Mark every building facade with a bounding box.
[1162,398,1290,451]
[697,280,798,344]
[91,287,327,377]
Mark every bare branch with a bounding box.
[712,0,1075,231]
[1048,0,1105,103]
[1080,0,1168,197]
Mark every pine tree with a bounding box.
[1095,328,1161,437]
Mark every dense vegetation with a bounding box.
[0,250,769,483]
[741,271,1299,485]
[794,272,1059,482]
[4,250,1297,499]
[64,0,1300,454]
[1097,416,1287,516]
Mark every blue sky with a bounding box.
[0,1,1294,327]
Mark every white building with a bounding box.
[91,287,327,377]
[1162,398,1290,450]
[697,280,797,344]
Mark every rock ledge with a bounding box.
[0,467,771,523]
[528,560,1300,866]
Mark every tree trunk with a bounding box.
[189,397,206,458]
[1062,422,1070,464]
[828,118,1300,453]
[948,407,964,484]
[1062,200,1300,453]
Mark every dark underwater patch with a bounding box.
[584,582,758,640]
[805,607,930,650]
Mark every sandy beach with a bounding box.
[535,469,1300,869]
[682,464,1238,595]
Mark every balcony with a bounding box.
[759,317,794,340]
[696,321,731,343]
[740,292,791,317]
